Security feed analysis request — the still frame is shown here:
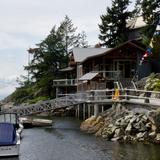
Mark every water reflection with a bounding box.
[0,157,19,160]
[44,127,64,139]
[112,143,160,160]
[5,117,160,160]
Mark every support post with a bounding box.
[56,87,58,98]
[88,104,91,118]
[144,92,150,103]
[112,102,116,110]
[94,104,99,117]
[83,103,86,120]
[101,105,104,113]
[77,104,80,119]
[93,90,99,117]
[125,90,130,100]
[75,107,78,118]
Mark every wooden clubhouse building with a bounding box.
[53,40,149,96]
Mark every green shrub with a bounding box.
[145,73,160,91]
[26,96,49,104]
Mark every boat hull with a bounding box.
[0,144,20,157]
[0,113,22,157]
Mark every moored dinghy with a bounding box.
[20,117,52,128]
[0,112,23,157]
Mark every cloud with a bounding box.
[0,0,137,99]
[0,0,109,44]
[0,0,110,99]
[0,76,18,99]
[0,32,30,49]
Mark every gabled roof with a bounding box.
[81,40,146,63]
[127,16,147,29]
[72,48,112,63]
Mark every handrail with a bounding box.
[85,88,160,105]
[125,89,160,94]
[53,79,77,86]
[58,89,160,98]
[8,88,160,116]
[131,80,137,90]
[119,81,124,90]
[53,79,77,82]
[114,81,121,89]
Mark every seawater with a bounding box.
[2,117,160,160]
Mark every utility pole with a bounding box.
[27,50,30,84]
[27,48,36,84]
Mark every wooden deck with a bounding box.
[4,89,160,116]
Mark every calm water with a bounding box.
[1,117,160,160]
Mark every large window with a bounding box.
[113,60,136,78]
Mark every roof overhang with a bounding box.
[81,40,146,63]
[79,72,99,81]
[59,66,75,72]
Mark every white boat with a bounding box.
[0,112,23,157]
[20,117,52,128]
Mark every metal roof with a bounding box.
[80,40,145,63]
[72,48,111,63]
[127,16,147,29]
[155,23,160,31]
[79,72,99,81]
[59,66,74,72]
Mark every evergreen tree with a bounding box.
[99,0,132,47]
[25,26,67,98]
[132,0,142,17]
[11,15,88,104]
[18,16,88,102]
[139,0,160,45]
[57,15,88,54]
[141,0,159,24]
[75,31,89,48]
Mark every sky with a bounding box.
[0,0,135,99]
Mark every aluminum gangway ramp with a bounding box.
[7,95,84,116]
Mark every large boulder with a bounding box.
[80,116,104,134]
[81,102,160,144]
[148,109,160,132]
[155,133,160,143]
[80,116,97,132]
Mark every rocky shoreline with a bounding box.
[80,104,160,144]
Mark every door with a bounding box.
[113,61,125,78]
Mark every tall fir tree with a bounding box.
[25,26,67,98]
[22,16,88,100]
[99,0,132,47]
[141,0,159,24]
[74,31,89,48]
[132,0,142,17]
[57,15,88,55]
[139,0,160,45]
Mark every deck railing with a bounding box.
[85,89,160,106]
[58,88,160,106]
[53,79,77,86]
[53,71,122,87]
[8,89,160,116]
[91,70,122,80]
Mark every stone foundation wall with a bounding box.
[80,103,160,144]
